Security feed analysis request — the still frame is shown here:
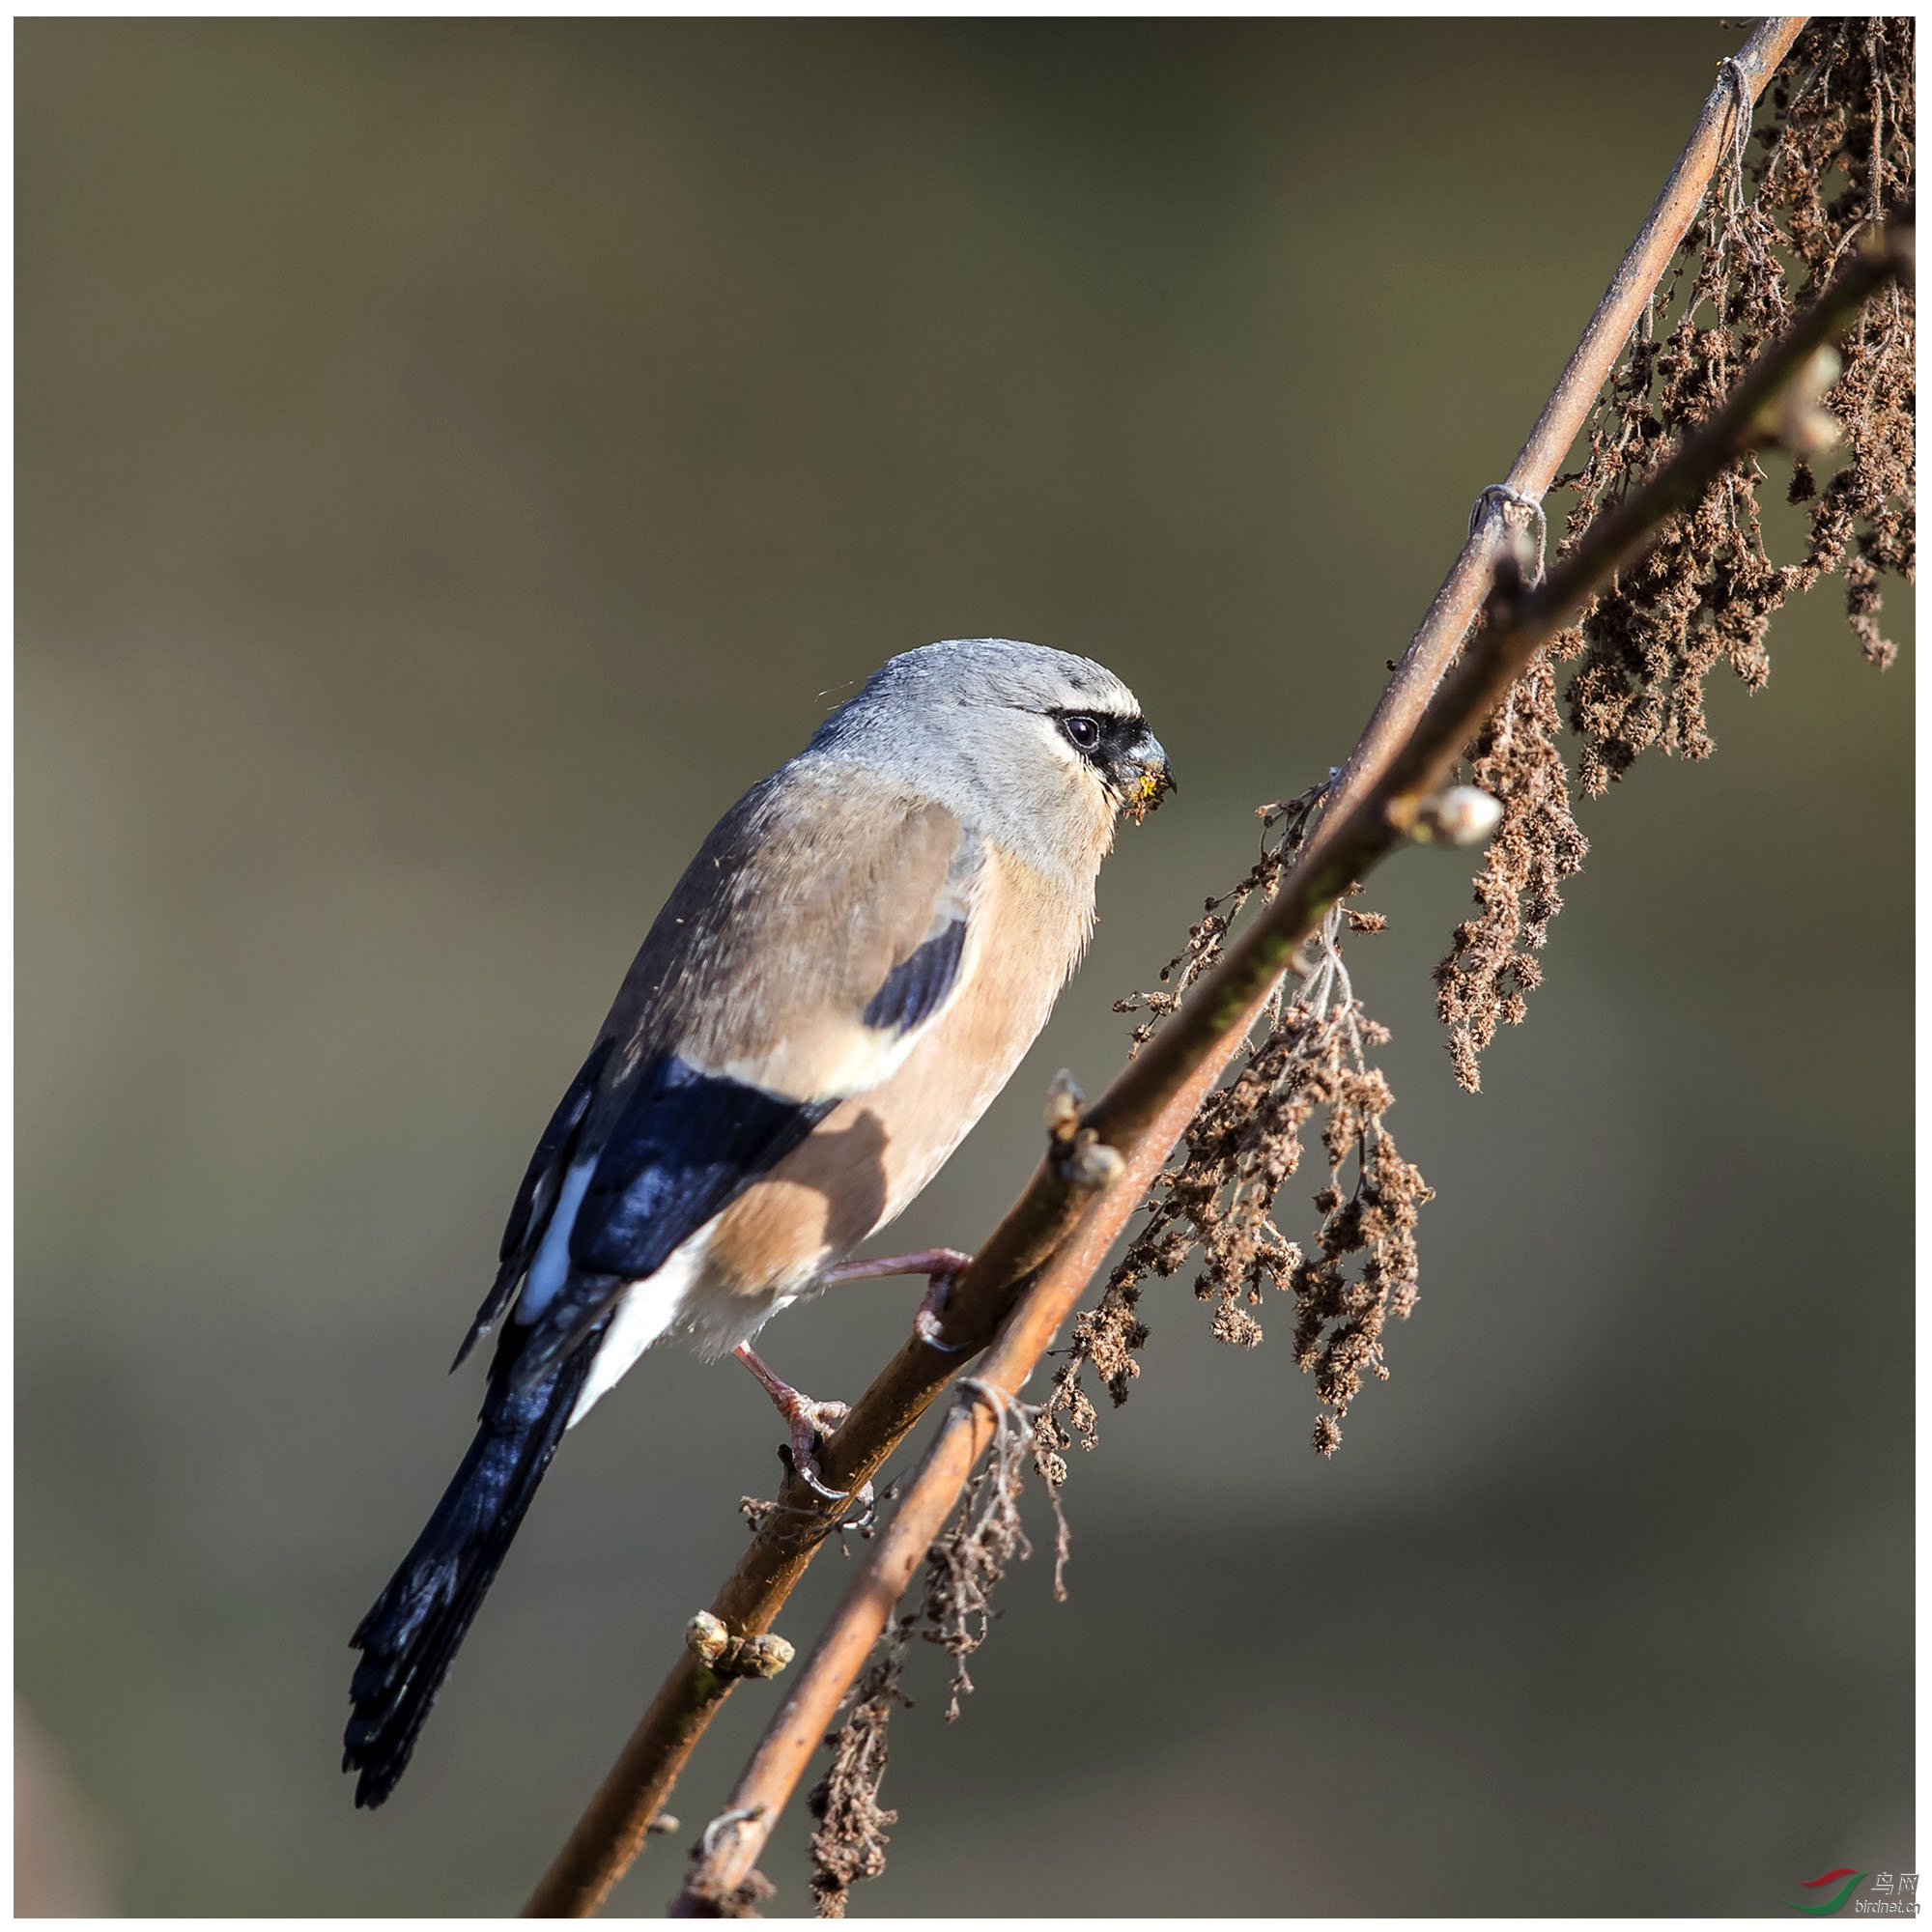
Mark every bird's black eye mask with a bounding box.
[1049,707,1147,767]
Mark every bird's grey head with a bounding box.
[806,638,1172,879]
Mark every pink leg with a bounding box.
[822,1248,974,1350]
[733,1343,859,1503]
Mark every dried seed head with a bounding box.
[1057,887,1430,1462]
[808,1618,912,1918]
[1437,20,1913,1086]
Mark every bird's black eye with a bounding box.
[1060,713,1101,752]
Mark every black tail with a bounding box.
[344,1325,605,1807]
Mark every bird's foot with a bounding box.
[783,1397,859,1504]
[732,1343,872,1505]
[913,1269,971,1352]
[823,1247,975,1352]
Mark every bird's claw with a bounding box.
[787,1450,874,1511]
[785,1399,860,1502]
[735,1342,867,1504]
[915,1262,971,1353]
[781,1396,875,1513]
[916,1304,968,1352]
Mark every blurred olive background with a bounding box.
[16,17,1912,1918]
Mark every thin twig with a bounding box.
[670,214,1913,1914]
[522,22,1812,1917]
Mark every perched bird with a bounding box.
[343,638,1171,1807]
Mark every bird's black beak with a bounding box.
[1110,728,1174,822]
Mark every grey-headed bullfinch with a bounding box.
[345,638,1171,1807]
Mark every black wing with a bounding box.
[506,1054,833,1391]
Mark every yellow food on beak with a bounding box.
[1122,768,1171,824]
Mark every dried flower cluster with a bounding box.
[1432,654,1589,1093]
[805,1615,913,1918]
[1768,17,1916,668]
[1435,18,1914,1090]
[918,1387,1061,1712]
[1050,850,1432,1467]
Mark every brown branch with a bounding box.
[670,212,1913,1916]
[523,21,1811,1918]
[1329,15,1804,832]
